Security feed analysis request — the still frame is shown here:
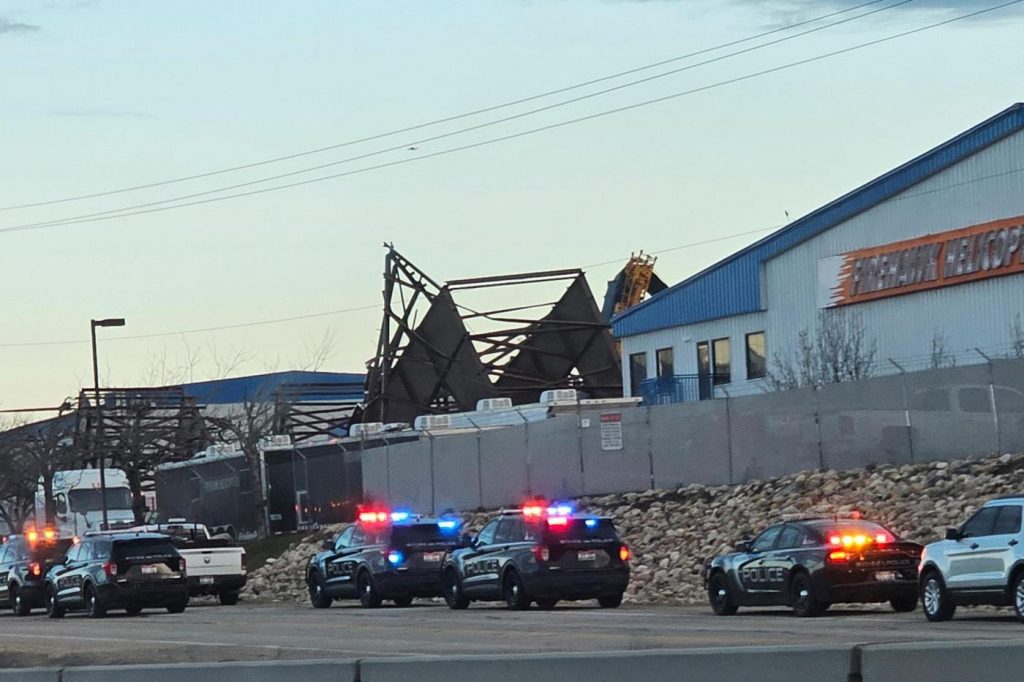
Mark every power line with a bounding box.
[0,227,777,349]
[4,0,1015,236]
[0,0,913,233]
[0,0,891,212]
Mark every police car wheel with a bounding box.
[443,569,470,610]
[166,598,188,614]
[11,584,30,617]
[536,598,558,610]
[597,593,623,609]
[84,584,106,619]
[1012,572,1024,623]
[708,572,738,616]
[45,586,65,619]
[308,573,333,609]
[921,572,955,622]
[789,573,823,618]
[503,570,530,610]
[358,571,383,609]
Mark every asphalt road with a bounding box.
[3,599,1024,668]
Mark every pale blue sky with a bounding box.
[1,0,1022,414]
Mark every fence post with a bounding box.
[975,348,1002,454]
[720,386,735,484]
[888,359,915,464]
[466,416,484,510]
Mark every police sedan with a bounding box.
[703,517,922,617]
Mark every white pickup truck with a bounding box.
[132,521,247,605]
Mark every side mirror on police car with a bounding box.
[460,533,475,548]
[945,528,961,541]
[735,540,752,553]
[321,539,333,550]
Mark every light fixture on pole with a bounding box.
[90,317,125,531]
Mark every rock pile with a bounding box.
[244,452,1024,606]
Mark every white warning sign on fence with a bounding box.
[600,413,623,451]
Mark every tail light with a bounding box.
[619,545,631,562]
[28,561,42,577]
[179,557,187,573]
[103,561,118,578]
[241,552,247,571]
[532,545,550,562]
[828,550,848,563]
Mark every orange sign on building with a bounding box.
[819,214,1024,308]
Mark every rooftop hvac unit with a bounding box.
[351,422,384,438]
[476,397,513,412]
[382,422,409,432]
[414,414,452,431]
[540,389,578,404]
[270,434,292,447]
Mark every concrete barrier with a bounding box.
[60,659,356,682]
[360,646,851,682]
[856,640,1024,682]
[0,670,59,681]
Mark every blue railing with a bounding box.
[638,374,716,405]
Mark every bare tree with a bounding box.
[0,416,79,530]
[767,311,877,391]
[207,392,281,537]
[1011,314,1024,360]
[930,330,956,369]
[207,341,256,379]
[298,329,337,371]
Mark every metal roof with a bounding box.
[612,103,1024,338]
[182,371,364,404]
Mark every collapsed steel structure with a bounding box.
[362,245,622,425]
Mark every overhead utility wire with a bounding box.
[0,226,778,349]
[0,0,890,212]
[1,0,943,235]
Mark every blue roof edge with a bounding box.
[612,103,1024,338]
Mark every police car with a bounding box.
[441,502,630,610]
[306,509,462,608]
[703,517,922,617]
[0,528,74,616]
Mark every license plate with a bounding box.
[200,576,215,585]
[578,551,597,561]
[141,565,159,575]
[874,571,897,582]
[422,552,444,563]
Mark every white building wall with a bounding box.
[765,128,1024,376]
[621,128,1024,396]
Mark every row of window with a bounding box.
[628,331,767,396]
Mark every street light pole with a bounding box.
[90,317,125,531]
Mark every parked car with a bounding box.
[442,502,630,610]
[44,532,189,618]
[0,529,74,616]
[919,496,1024,622]
[306,510,462,608]
[703,517,922,617]
[132,521,246,605]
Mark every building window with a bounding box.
[628,352,647,396]
[696,342,712,400]
[713,337,731,385]
[745,332,767,380]
[656,347,674,378]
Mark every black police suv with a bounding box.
[0,531,74,616]
[306,511,462,608]
[44,532,189,618]
[703,517,922,617]
[442,505,630,610]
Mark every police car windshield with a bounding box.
[390,524,457,546]
[541,518,619,541]
[31,539,73,561]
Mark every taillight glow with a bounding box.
[103,561,117,578]
[28,561,42,577]
[828,550,848,562]
[619,545,631,562]
[547,516,569,528]
[829,535,842,546]
[359,510,390,523]
[532,545,550,562]
[27,531,38,544]
[43,529,56,541]
[522,505,545,518]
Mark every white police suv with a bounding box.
[919,496,1024,622]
